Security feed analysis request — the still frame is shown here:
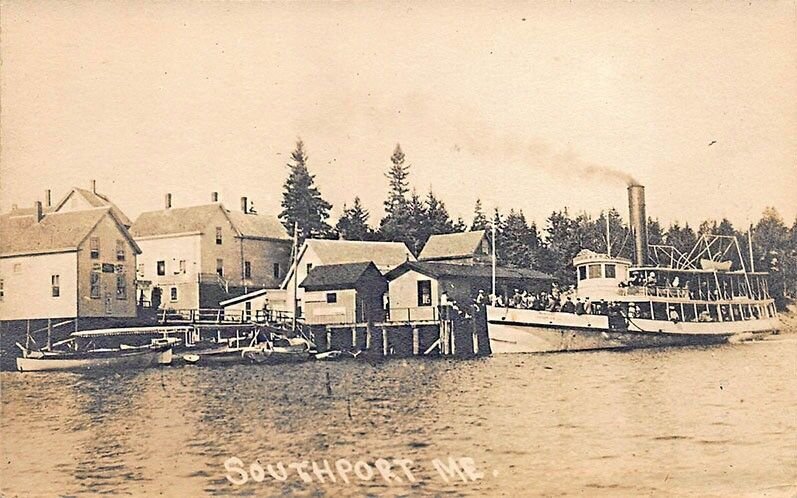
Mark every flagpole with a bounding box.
[748,224,755,272]
[292,221,299,333]
[491,221,497,299]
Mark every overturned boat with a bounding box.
[487,185,781,353]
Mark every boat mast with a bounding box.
[606,212,611,257]
[748,224,755,272]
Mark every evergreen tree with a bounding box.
[471,199,489,231]
[404,189,428,255]
[335,197,372,241]
[501,209,540,268]
[752,207,791,308]
[647,217,664,246]
[379,144,413,242]
[664,222,698,256]
[422,189,456,242]
[278,139,333,243]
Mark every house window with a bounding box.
[578,266,587,281]
[157,260,166,276]
[137,263,145,278]
[90,272,101,299]
[244,261,252,279]
[90,237,100,259]
[13,263,22,273]
[417,280,432,307]
[170,287,178,301]
[244,301,252,321]
[273,263,280,279]
[0,279,4,301]
[604,264,616,279]
[306,263,313,274]
[116,274,127,300]
[588,264,602,279]
[51,275,60,297]
[116,240,125,261]
[216,259,224,277]
[326,292,337,303]
[215,227,223,245]
[179,260,186,274]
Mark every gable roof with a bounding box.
[305,239,415,272]
[385,261,554,282]
[130,203,289,240]
[419,230,487,261]
[54,188,133,227]
[0,207,141,257]
[300,262,385,291]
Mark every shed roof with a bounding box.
[300,262,385,291]
[130,203,289,240]
[419,230,487,261]
[0,207,140,257]
[385,261,554,282]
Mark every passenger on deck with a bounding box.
[584,298,592,315]
[574,298,585,315]
[669,306,680,323]
[627,302,638,318]
[561,297,575,313]
[672,276,680,288]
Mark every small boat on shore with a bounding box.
[242,336,314,364]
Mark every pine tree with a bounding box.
[335,197,372,241]
[501,209,540,268]
[278,139,333,243]
[471,199,489,231]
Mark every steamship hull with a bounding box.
[486,306,779,354]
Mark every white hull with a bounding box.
[487,306,780,354]
[16,348,172,372]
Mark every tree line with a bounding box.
[278,139,797,308]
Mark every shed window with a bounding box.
[90,272,101,299]
[604,264,616,279]
[116,274,127,300]
[90,237,100,259]
[578,266,587,280]
[170,287,178,301]
[588,264,602,279]
[157,260,166,276]
[417,280,432,307]
[326,292,337,304]
[116,240,125,261]
[51,275,60,297]
[215,227,223,245]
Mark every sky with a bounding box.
[1,1,795,231]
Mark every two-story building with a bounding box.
[0,203,141,321]
[130,195,291,310]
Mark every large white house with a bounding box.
[0,203,141,321]
[130,195,291,310]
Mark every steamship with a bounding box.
[487,185,781,353]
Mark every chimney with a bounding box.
[90,180,96,193]
[45,189,52,207]
[627,185,648,265]
[240,196,248,213]
[165,193,172,209]
[34,201,43,223]
[211,192,219,202]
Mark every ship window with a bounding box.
[326,292,337,304]
[51,274,60,297]
[588,264,602,279]
[578,266,587,281]
[604,264,616,278]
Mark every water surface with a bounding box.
[1,337,795,497]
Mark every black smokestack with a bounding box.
[628,184,648,265]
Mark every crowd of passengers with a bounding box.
[491,282,763,323]
[622,271,762,301]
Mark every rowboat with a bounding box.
[242,336,314,364]
[16,344,172,372]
